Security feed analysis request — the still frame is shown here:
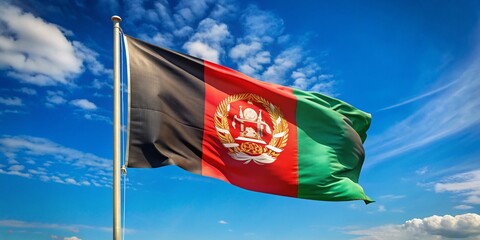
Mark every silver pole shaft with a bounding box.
[111,15,122,240]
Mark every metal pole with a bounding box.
[111,15,122,240]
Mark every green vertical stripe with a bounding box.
[294,89,373,203]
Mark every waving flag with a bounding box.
[124,34,372,203]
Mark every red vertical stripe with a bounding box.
[201,61,299,198]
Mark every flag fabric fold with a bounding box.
[124,34,373,203]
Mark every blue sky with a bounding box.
[1,0,479,239]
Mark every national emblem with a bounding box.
[214,93,289,164]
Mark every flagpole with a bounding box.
[111,15,122,240]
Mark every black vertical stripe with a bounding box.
[126,35,205,173]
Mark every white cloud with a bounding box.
[28,169,46,175]
[261,47,302,84]
[225,7,335,92]
[379,195,406,200]
[173,26,194,38]
[227,6,285,77]
[183,41,219,63]
[348,203,359,210]
[0,135,110,169]
[65,178,79,185]
[46,91,67,106]
[348,213,480,240]
[6,72,54,86]
[230,42,263,60]
[238,51,271,75]
[454,205,473,210]
[210,0,237,19]
[73,41,112,77]
[240,5,284,43]
[154,1,175,29]
[127,0,235,34]
[183,18,231,63]
[0,219,78,232]
[19,87,37,95]
[91,79,112,90]
[378,80,456,111]
[0,109,25,115]
[8,165,24,171]
[229,41,271,75]
[84,113,112,124]
[0,219,134,234]
[125,0,152,22]
[126,1,334,94]
[64,237,81,240]
[0,135,111,186]
[0,164,31,178]
[218,220,228,224]
[366,46,480,167]
[0,3,82,85]
[8,159,19,164]
[139,32,175,48]
[46,95,67,105]
[247,52,270,71]
[377,205,386,212]
[80,180,91,186]
[434,170,480,205]
[0,97,23,106]
[416,167,429,176]
[70,99,97,110]
[309,79,336,96]
[363,204,389,214]
[49,176,65,184]
[290,63,336,95]
[173,0,210,27]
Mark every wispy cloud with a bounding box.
[377,205,386,212]
[0,164,31,178]
[366,46,480,167]
[19,87,37,95]
[73,41,112,77]
[83,113,112,124]
[91,79,112,90]
[0,97,23,106]
[45,91,67,107]
[64,237,81,240]
[454,205,473,210]
[416,167,429,176]
[434,169,480,205]
[377,80,457,111]
[379,194,406,200]
[70,99,97,110]
[0,219,135,234]
[240,5,284,43]
[0,135,112,187]
[290,63,336,95]
[347,213,480,240]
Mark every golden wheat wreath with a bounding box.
[214,93,289,164]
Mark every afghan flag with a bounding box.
[124,34,373,203]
